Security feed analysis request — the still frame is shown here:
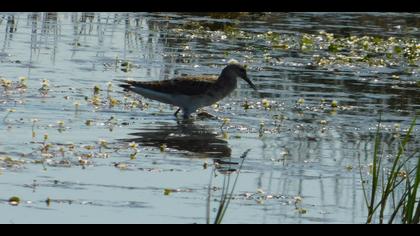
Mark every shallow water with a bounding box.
[0,12,419,224]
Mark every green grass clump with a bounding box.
[360,115,419,224]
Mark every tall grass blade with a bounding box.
[362,115,418,224]
[214,149,251,224]
[404,153,420,223]
[366,117,382,223]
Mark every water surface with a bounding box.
[0,12,419,224]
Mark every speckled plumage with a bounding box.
[119,61,257,119]
[120,75,219,96]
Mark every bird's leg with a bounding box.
[182,113,191,120]
[182,109,192,120]
[174,108,181,117]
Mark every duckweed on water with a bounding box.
[18,76,28,89]
[112,60,135,73]
[159,144,167,152]
[331,100,338,108]
[39,80,50,96]
[262,99,271,110]
[164,188,172,196]
[259,121,265,138]
[129,142,139,160]
[74,101,81,113]
[242,100,252,110]
[91,95,101,107]
[0,156,25,168]
[319,120,328,125]
[108,97,120,107]
[175,24,419,70]
[57,120,65,132]
[220,117,230,130]
[98,139,108,153]
[1,78,13,90]
[106,82,113,93]
[8,196,21,206]
[93,85,101,96]
[297,98,305,105]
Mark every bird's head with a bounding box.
[222,59,257,91]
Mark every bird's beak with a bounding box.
[243,76,258,91]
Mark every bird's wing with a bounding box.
[119,76,218,96]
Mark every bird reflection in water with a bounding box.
[120,121,238,173]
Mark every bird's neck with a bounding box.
[208,75,237,98]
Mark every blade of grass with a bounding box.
[363,115,418,224]
[358,153,370,208]
[388,191,409,224]
[367,118,382,223]
[214,149,250,224]
[381,164,418,219]
[214,170,229,224]
[378,117,417,223]
[404,153,420,223]
[206,168,215,224]
[217,149,250,221]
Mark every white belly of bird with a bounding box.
[171,93,223,112]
